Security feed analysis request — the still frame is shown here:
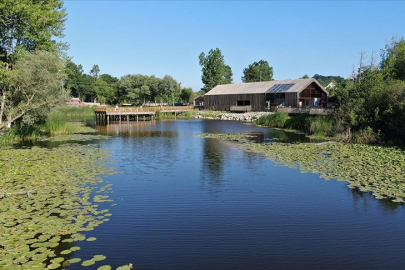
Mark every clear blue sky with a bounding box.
[63,1,405,92]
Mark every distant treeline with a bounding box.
[312,74,345,86]
[65,62,195,106]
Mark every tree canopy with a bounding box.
[0,0,67,68]
[241,60,273,82]
[0,51,67,129]
[332,38,405,145]
[0,0,67,130]
[199,48,233,93]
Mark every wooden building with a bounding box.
[204,78,328,112]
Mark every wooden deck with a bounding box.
[276,107,331,115]
[94,106,194,123]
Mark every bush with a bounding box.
[352,126,378,144]
[255,111,289,128]
[309,116,335,137]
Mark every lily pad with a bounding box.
[82,260,96,267]
[93,255,106,261]
[86,237,97,242]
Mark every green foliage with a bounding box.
[199,48,233,92]
[308,116,335,137]
[117,74,181,105]
[155,110,162,120]
[256,113,336,138]
[42,110,72,136]
[255,112,289,128]
[332,36,405,146]
[380,38,405,81]
[0,50,67,130]
[58,106,95,116]
[283,114,311,132]
[0,0,67,66]
[180,87,193,103]
[241,60,273,82]
[312,74,345,86]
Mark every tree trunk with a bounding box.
[0,92,5,125]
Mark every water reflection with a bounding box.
[200,138,225,193]
[349,187,403,213]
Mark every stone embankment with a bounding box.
[193,111,273,122]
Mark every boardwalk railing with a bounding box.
[276,107,331,115]
[94,106,194,113]
[94,105,195,123]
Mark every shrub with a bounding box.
[255,111,289,128]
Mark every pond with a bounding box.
[58,119,405,269]
[4,119,405,269]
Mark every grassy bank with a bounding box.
[0,107,97,146]
[255,112,375,143]
[155,110,194,120]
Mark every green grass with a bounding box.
[41,110,73,135]
[256,113,336,138]
[57,106,95,116]
[255,111,289,128]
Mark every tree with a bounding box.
[0,0,67,126]
[90,64,100,80]
[241,60,273,83]
[380,38,405,81]
[180,87,193,104]
[159,75,179,105]
[0,51,67,130]
[0,0,67,68]
[199,48,233,93]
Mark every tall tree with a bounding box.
[241,60,273,83]
[380,38,405,81]
[0,0,67,68]
[0,51,67,130]
[90,64,100,80]
[180,87,193,104]
[0,0,67,127]
[199,48,233,93]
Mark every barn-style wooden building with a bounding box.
[204,78,328,112]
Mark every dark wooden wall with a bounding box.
[204,94,266,111]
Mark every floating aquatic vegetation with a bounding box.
[0,143,117,268]
[82,259,96,266]
[201,133,405,202]
[97,265,112,270]
[37,133,111,142]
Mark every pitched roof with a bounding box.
[204,78,328,95]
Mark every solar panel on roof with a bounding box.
[267,84,295,93]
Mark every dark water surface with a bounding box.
[72,120,405,269]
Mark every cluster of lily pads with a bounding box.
[0,143,127,269]
[201,133,405,203]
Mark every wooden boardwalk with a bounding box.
[94,106,194,123]
[276,107,331,115]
